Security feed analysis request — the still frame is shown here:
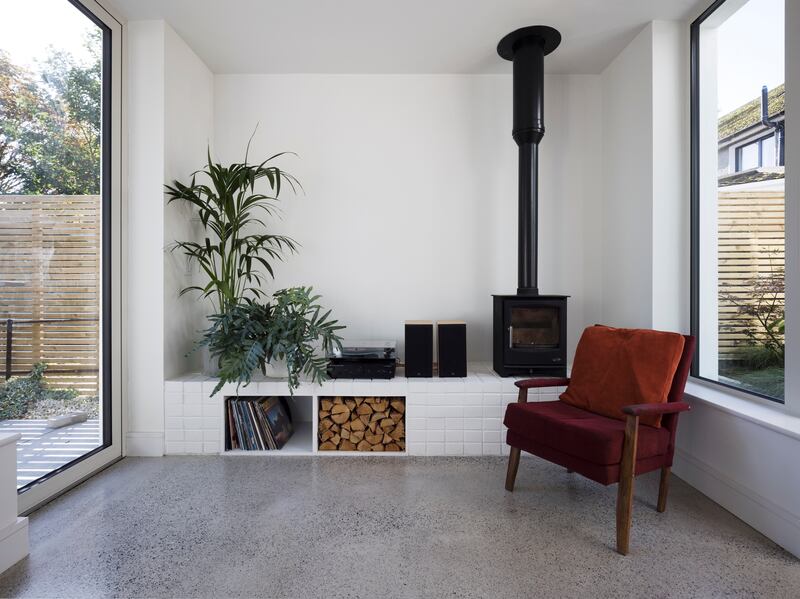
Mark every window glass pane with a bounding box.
[718,148,730,174]
[761,135,776,167]
[695,0,785,401]
[0,0,106,486]
[737,141,759,171]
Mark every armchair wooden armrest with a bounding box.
[514,377,570,390]
[513,377,570,404]
[621,401,691,417]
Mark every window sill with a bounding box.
[684,378,800,442]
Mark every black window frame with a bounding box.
[690,0,784,404]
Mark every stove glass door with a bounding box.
[509,306,560,349]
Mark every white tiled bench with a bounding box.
[162,363,567,456]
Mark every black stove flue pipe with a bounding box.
[498,26,561,296]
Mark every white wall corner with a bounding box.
[599,20,690,334]
[163,23,214,380]
[126,20,167,451]
[651,21,689,333]
[126,21,215,455]
[599,23,655,328]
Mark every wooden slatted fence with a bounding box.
[0,195,100,395]
[718,188,785,361]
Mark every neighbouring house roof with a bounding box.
[718,83,785,141]
[718,166,785,187]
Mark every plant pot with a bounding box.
[262,359,287,379]
[201,345,220,377]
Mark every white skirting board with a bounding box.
[125,431,165,457]
[674,389,800,559]
[673,448,800,558]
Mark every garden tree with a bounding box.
[0,30,101,195]
[0,53,42,193]
[721,257,785,364]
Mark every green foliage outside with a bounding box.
[719,364,785,400]
[720,256,784,400]
[0,362,88,420]
[0,31,101,195]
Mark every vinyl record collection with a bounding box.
[225,396,294,450]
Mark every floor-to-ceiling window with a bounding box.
[0,0,121,509]
[691,0,786,402]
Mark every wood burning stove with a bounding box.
[493,26,568,377]
[493,295,567,376]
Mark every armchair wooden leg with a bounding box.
[657,466,670,513]
[616,415,639,555]
[505,447,521,492]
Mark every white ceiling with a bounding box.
[108,0,703,74]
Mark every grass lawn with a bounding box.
[719,365,784,400]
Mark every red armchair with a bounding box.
[503,334,695,555]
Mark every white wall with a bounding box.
[213,74,603,360]
[600,25,655,328]
[651,21,689,333]
[126,20,166,456]
[599,21,689,333]
[163,25,214,378]
[126,20,213,456]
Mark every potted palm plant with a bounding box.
[166,143,343,395]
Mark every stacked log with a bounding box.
[318,397,405,451]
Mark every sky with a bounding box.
[0,0,97,70]
[716,0,785,116]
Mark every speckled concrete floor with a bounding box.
[0,456,797,598]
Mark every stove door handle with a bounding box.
[508,325,513,348]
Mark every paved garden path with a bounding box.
[0,419,101,487]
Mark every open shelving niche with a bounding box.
[222,393,407,457]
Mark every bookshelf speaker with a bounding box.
[405,321,433,377]
[437,321,467,378]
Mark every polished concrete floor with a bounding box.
[1,456,797,598]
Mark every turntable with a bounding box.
[326,340,397,379]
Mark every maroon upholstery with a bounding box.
[506,429,674,485]
[504,334,695,486]
[504,401,670,465]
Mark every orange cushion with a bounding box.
[560,325,685,427]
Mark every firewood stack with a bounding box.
[318,397,405,451]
